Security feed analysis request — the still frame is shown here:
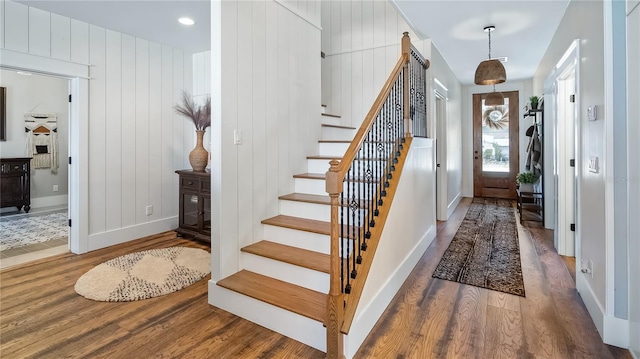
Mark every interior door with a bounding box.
[473,91,519,199]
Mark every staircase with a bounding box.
[212,117,359,352]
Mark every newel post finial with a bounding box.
[402,32,410,57]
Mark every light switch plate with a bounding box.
[588,156,599,173]
[587,105,597,121]
[234,130,242,145]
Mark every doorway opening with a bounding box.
[0,70,71,268]
[472,91,520,199]
[435,90,447,220]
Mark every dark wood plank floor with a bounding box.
[1,199,631,358]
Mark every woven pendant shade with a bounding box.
[475,59,506,85]
[485,91,504,106]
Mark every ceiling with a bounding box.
[15,0,211,54]
[392,0,570,84]
[16,0,568,85]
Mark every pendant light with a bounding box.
[474,25,506,85]
[485,85,504,106]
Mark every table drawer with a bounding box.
[180,176,200,190]
[1,162,28,174]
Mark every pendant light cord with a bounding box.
[488,29,492,59]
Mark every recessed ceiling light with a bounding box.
[178,17,195,26]
[16,71,32,76]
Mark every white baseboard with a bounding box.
[604,315,629,348]
[577,274,605,339]
[344,224,436,359]
[31,194,68,209]
[86,217,178,252]
[446,193,462,219]
[577,274,631,348]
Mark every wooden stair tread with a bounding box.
[242,241,330,273]
[293,173,381,183]
[318,140,350,144]
[261,215,359,238]
[321,124,356,130]
[279,193,331,205]
[321,113,341,118]
[217,270,326,323]
[293,173,326,180]
[279,193,370,208]
[261,215,331,235]
[306,155,386,161]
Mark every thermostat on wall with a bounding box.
[587,105,597,121]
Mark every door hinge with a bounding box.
[68,219,72,227]
[69,94,72,102]
[570,159,575,167]
[569,94,575,103]
[68,157,72,165]
[570,223,575,232]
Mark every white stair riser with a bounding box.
[321,127,356,141]
[241,253,329,293]
[264,225,330,254]
[294,177,379,198]
[318,142,349,157]
[318,142,396,157]
[308,159,334,174]
[209,282,327,352]
[308,158,387,173]
[280,199,368,223]
[280,200,331,222]
[320,116,340,126]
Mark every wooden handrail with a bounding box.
[331,53,409,183]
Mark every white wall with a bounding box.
[193,50,212,165]
[345,137,436,358]
[210,0,322,280]
[626,0,640,355]
[461,80,533,198]
[429,44,462,219]
[532,0,611,342]
[0,70,69,204]
[320,0,428,128]
[1,1,193,250]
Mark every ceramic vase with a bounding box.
[189,130,208,172]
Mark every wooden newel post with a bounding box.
[325,160,345,359]
[401,32,411,138]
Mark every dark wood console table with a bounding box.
[1,158,31,212]
[175,169,211,243]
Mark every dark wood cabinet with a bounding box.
[1,158,32,213]
[175,169,211,243]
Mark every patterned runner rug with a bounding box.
[0,210,68,251]
[432,198,525,297]
[75,247,210,302]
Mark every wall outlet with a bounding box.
[580,259,594,278]
[53,185,59,192]
[145,205,153,216]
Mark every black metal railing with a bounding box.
[409,46,428,137]
[339,68,406,294]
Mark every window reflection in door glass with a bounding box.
[481,98,510,172]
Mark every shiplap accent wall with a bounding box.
[1,1,193,246]
[320,0,428,128]
[211,0,321,279]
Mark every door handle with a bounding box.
[474,157,478,159]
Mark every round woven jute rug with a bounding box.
[75,247,210,302]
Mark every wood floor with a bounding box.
[0,198,630,358]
